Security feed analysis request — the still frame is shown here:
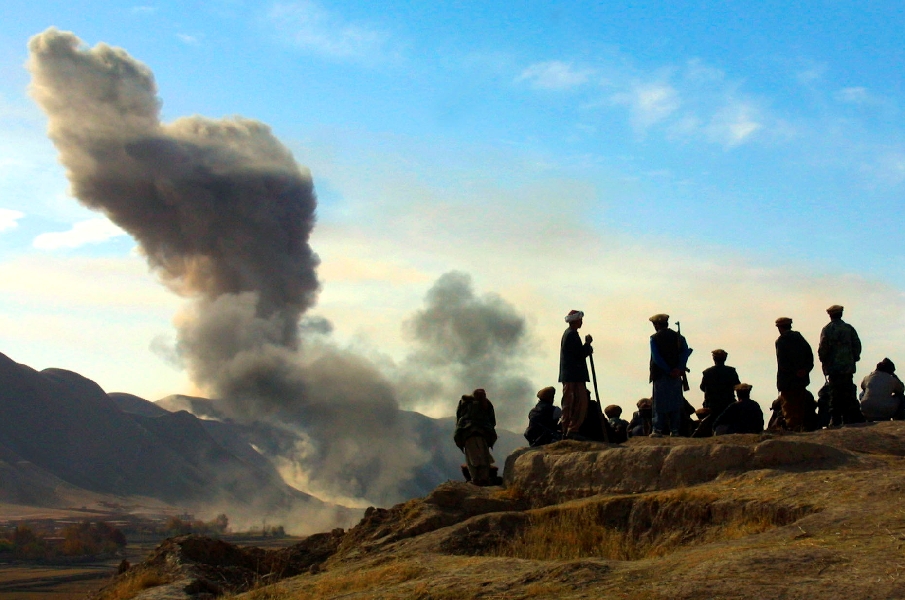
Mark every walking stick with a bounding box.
[588,353,610,443]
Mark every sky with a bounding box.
[1,1,904,423]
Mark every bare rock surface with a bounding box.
[96,422,905,599]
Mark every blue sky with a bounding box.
[0,1,903,417]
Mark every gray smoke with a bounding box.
[27,28,426,506]
[397,271,534,430]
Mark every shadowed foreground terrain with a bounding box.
[94,421,905,599]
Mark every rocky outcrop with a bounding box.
[93,422,905,599]
[504,434,855,506]
[93,532,345,599]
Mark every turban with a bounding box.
[565,310,584,323]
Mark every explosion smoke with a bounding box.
[398,271,534,430]
[27,28,426,505]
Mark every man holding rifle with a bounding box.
[559,309,593,439]
[648,313,693,437]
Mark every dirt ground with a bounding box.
[47,422,905,599]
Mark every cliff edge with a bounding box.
[97,421,905,599]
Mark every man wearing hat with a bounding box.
[713,383,764,435]
[818,305,865,426]
[524,386,562,446]
[699,349,740,421]
[775,317,816,431]
[559,310,593,438]
[648,313,692,437]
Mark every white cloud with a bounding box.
[131,5,158,14]
[834,86,897,113]
[177,34,200,45]
[612,82,680,130]
[706,102,762,147]
[32,218,128,250]
[0,209,24,232]
[518,61,592,90]
[269,1,391,60]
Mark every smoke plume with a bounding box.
[397,271,534,430]
[27,28,426,506]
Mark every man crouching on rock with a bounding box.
[454,389,498,486]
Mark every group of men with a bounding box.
[459,304,902,483]
[547,304,899,441]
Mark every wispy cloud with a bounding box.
[0,209,24,232]
[131,5,158,15]
[518,61,592,90]
[612,82,680,130]
[177,33,200,45]
[33,218,127,250]
[834,86,897,114]
[705,101,763,147]
[269,1,392,61]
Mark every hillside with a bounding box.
[0,352,351,529]
[97,421,905,599]
[0,351,522,532]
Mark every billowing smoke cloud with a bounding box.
[396,271,534,430]
[27,28,426,506]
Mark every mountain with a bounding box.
[0,352,353,529]
[154,395,526,502]
[0,350,524,531]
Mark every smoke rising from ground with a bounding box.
[27,28,427,506]
[396,271,534,430]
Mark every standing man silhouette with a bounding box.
[559,310,593,439]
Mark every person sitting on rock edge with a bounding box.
[690,407,713,437]
[525,386,562,446]
[713,383,764,435]
[860,358,905,422]
[454,389,498,486]
[604,405,629,443]
[628,398,653,437]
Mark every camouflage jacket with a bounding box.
[818,319,861,376]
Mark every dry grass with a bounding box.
[309,561,425,597]
[98,570,170,600]
[490,491,797,562]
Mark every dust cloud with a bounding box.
[28,29,535,509]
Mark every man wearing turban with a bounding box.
[559,310,593,438]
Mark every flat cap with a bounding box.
[734,383,753,392]
[649,313,669,323]
[536,386,556,402]
[604,404,622,417]
[711,349,728,356]
[695,407,711,417]
[775,317,793,326]
[826,304,844,314]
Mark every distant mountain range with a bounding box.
[0,352,523,530]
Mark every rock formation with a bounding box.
[95,421,905,599]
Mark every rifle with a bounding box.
[588,352,610,442]
[676,321,691,392]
